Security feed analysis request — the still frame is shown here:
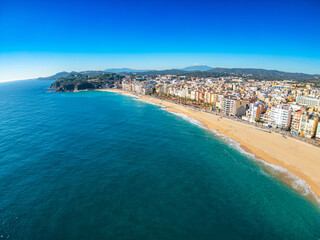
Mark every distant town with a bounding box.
[119,74,320,144]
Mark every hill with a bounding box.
[50,73,124,92]
[36,71,105,81]
[36,71,74,81]
[208,68,320,81]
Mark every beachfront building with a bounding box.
[260,107,271,124]
[299,114,319,138]
[204,92,213,104]
[290,110,304,135]
[122,80,155,95]
[190,90,196,100]
[221,97,246,117]
[296,96,320,108]
[156,85,168,95]
[248,101,266,122]
[315,122,320,141]
[141,85,154,95]
[210,93,219,106]
[268,105,292,129]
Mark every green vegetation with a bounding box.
[134,70,232,78]
[208,68,320,81]
[50,73,124,92]
[129,68,320,83]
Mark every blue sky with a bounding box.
[1,0,320,81]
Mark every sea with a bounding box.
[0,80,320,240]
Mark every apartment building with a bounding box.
[248,102,266,122]
[221,98,246,117]
[296,96,320,108]
[299,114,319,138]
[268,105,292,129]
[315,122,320,141]
[290,110,303,135]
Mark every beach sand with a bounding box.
[97,89,320,202]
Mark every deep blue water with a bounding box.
[0,80,320,240]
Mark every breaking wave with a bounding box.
[138,100,165,108]
[122,93,140,99]
[169,111,205,128]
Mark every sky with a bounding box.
[0,0,320,81]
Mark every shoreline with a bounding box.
[96,89,320,203]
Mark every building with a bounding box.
[210,93,219,106]
[221,98,246,117]
[315,122,320,141]
[290,110,304,135]
[248,101,266,122]
[299,114,319,138]
[268,105,292,129]
[296,96,320,108]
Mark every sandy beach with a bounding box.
[97,89,320,202]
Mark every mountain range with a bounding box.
[36,65,319,82]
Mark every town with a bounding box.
[120,74,320,143]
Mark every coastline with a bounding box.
[96,89,320,203]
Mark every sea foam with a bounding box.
[169,111,204,128]
[138,100,165,108]
[122,93,140,99]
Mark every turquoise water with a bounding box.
[0,80,320,240]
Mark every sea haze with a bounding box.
[0,80,320,240]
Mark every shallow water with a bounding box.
[0,80,320,239]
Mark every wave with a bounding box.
[138,100,165,108]
[168,111,205,128]
[122,93,140,99]
[162,109,320,204]
[261,161,320,203]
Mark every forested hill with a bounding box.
[40,67,320,84]
[133,68,319,82]
[50,73,124,92]
[208,68,320,81]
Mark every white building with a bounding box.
[316,122,320,141]
[248,103,259,122]
[296,96,320,108]
[190,91,196,100]
[247,101,266,123]
[268,105,292,129]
